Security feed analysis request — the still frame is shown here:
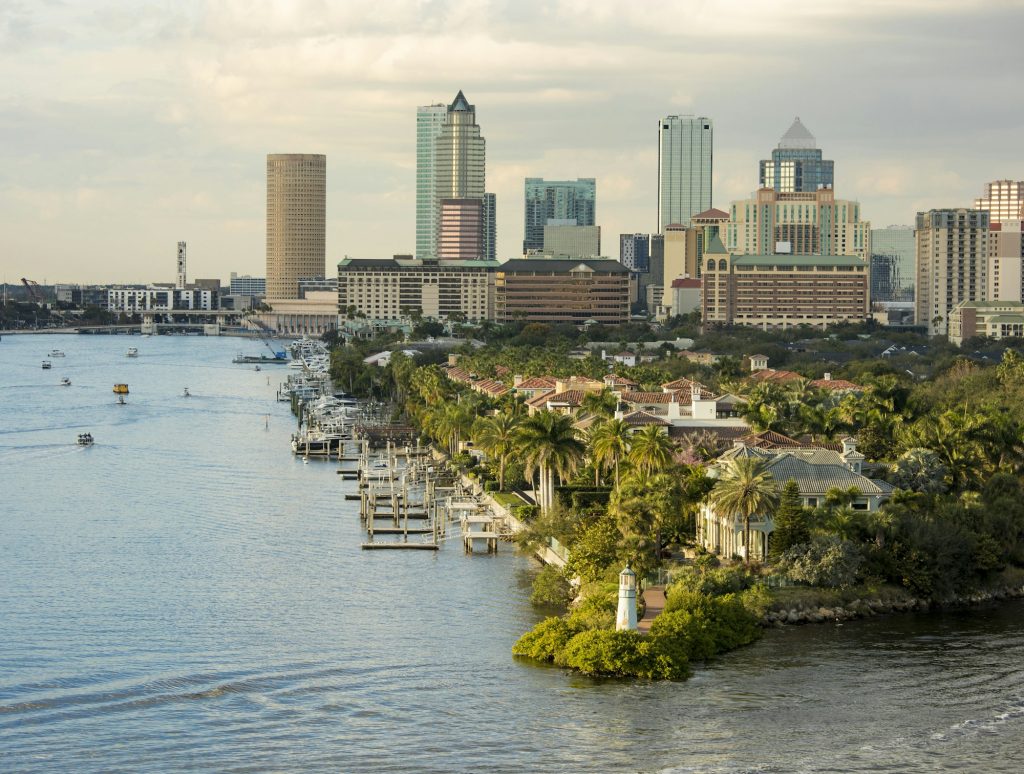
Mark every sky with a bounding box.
[1,0,1022,285]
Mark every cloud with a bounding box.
[0,0,1022,282]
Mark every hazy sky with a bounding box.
[1,0,1022,284]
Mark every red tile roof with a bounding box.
[670,278,702,288]
[809,378,863,391]
[622,410,670,427]
[515,376,557,390]
[693,207,729,220]
[621,391,676,404]
[749,369,803,384]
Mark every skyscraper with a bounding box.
[870,225,915,303]
[482,193,496,262]
[974,180,1024,225]
[658,115,712,232]
[759,118,834,193]
[915,208,989,335]
[415,104,447,259]
[523,178,596,253]
[619,233,650,272]
[438,198,483,261]
[419,90,490,259]
[266,153,326,300]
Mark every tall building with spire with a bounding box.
[417,90,493,259]
[658,115,713,232]
[759,118,834,193]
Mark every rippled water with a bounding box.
[1,334,1023,773]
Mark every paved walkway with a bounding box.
[637,586,666,634]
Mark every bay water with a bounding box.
[1,334,1022,773]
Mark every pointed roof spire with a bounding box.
[449,90,473,113]
[778,116,817,150]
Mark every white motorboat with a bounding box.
[50,349,65,357]
[60,377,71,386]
[41,360,52,369]
[182,387,191,397]
[77,432,94,446]
[126,347,138,358]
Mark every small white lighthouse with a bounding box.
[615,566,638,631]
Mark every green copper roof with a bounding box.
[706,233,727,255]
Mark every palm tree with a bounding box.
[628,425,676,478]
[589,418,631,488]
[708,457,780,564]
[472,413,521,491]
[518,412,586,514]
[581,389,618,419]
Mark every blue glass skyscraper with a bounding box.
[759,117,834,193]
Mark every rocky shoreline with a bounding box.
[764,582,1024,626]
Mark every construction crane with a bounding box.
[21,278,43,303]
[21,278,69,325]
[244,317,287,360]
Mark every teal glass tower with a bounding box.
[416,103,446,259]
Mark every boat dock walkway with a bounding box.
[637,586,666,634]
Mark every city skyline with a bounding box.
[1,1,1022,283]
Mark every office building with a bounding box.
[759,118,834,193]
[266,153,326,300]
[658,115,713,231]
[702,235,869,329]
[338,256,497,322]
[418,91,489,259]
[619,234,650,272]
[870,225,915,303]
[298,277,337,298]
[915,208,989,336]
[974,180,1024,225]
[524,178,596,253]
[949,300,1024,346]
[482,193,496,262]
[439,198,484,261]
[415,103,447,259]
[495,258,630,325]
[229,273,266,296]
[107,287,218,313]
[724,187,870,260]
[542,224,601,259]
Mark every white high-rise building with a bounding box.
[916,209,989,335]
[658,115,713,232]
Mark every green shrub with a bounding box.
[512,617,580,661]
[483,480,498,492]
[566,590,617,631]
[512,504,540,521]
[777,535,865,588]
[530,564,572,609]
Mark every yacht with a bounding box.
[77,432,94,446]
[126,347,138,358]
[60,377,71,386]
[41,360,52,369]
[50,349,65,357]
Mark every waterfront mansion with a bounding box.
[698,438,894,562]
